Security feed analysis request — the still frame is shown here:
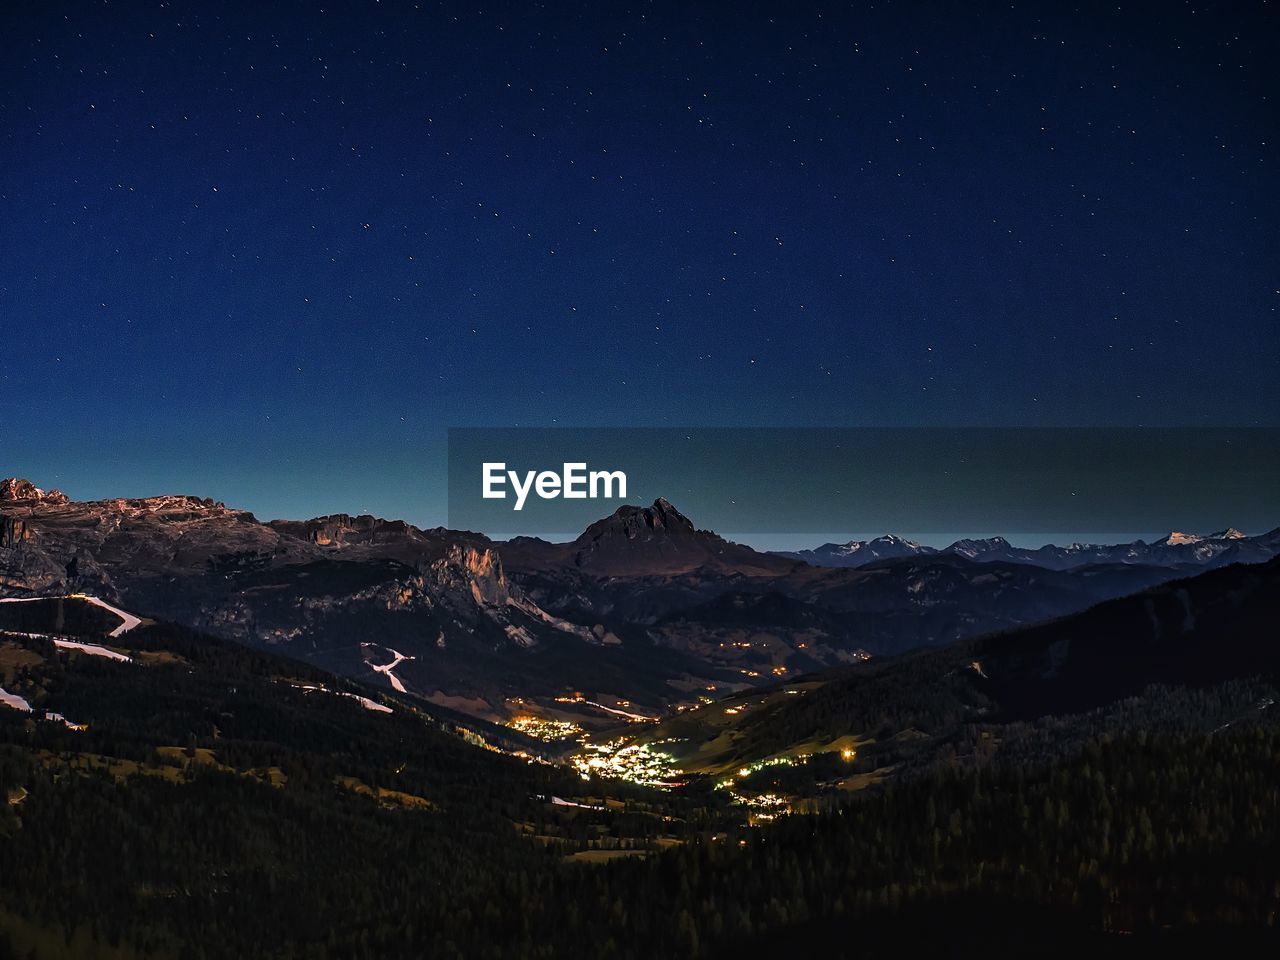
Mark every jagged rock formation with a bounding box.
[0,477,69,505]
[1,516,32,548]
[428,544,512,608]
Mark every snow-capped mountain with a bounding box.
[780,534,937,566]
[946,537,1015,560]
[779,527,1280,571]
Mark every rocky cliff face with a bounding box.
[0,516,32,548]
[428,544,513,608]
[0,483,302,595]
[268,514,445,556]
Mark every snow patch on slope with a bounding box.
[0,687,32,712]
[289,681,394,714]
[361,643,412,693]
[53,639,133,662]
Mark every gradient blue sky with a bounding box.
[2,1,1276,536]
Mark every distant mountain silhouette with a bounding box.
[778,527,1280,570]
[502,498,798,576]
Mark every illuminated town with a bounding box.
[503,715,583,741]
[714,754,810,790]
[571,737,685,787]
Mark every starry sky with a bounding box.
[1,0,1276,530]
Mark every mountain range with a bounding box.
[777,526,1280,570]
[1,478,1274,729]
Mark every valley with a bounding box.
[1,556,1277,959]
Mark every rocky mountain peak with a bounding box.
[0,478,69,505]
[1209,527,1247,541]
[947,536,1011,557]
[643,498,696,534]
[579,498,697,544]
[872,534,920,546]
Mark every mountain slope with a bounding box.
[606,556,1280,785]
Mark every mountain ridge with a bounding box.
[779,526,1280,570]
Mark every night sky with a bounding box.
[2,1,1276,529]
